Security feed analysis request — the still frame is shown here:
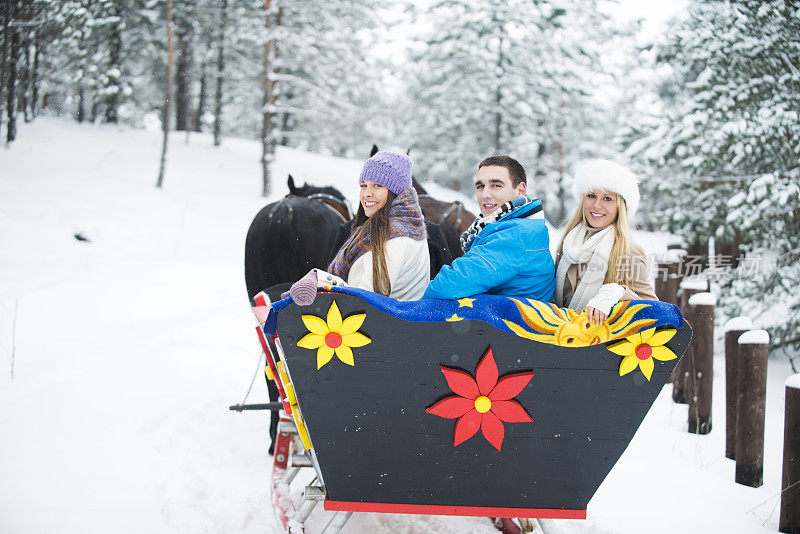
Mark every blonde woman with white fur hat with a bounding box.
[554,159,658,324]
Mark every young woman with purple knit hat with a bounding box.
[554,159,658,325]
[285,151,430,305]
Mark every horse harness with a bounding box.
[306,193,352,223]
[264,194,351,227]
[418,194,466,232]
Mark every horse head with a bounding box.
[286,174,346,202]
[286,175,351,221]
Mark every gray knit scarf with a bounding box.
[328,188,427,281]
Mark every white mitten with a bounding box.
[586,283,626,315]
[315,270,347,289]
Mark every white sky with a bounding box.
[602,0,689,39]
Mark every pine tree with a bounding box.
[404,0,620,218]
[628,0,800,355]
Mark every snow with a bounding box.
[738,330,770,345]
[0,117,792,534]
[680,276,709,290]
[787,374,800,390]
[724,316,754,332]
[655,249,687,263]
[688,292,717,306]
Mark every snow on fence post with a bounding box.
[687,292,715,434]
[735,329,769,487]
[671,278,708,404]
[780,374,800,533]
[723,316,753,460]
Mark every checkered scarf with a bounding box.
[460,195,539,253]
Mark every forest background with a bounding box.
[1,0,798,364]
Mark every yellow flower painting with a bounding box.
[296,301,371,369]
[607,327,678,381]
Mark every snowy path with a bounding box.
[0,118,790,533]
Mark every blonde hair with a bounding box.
[555,194,632,286]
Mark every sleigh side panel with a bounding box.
[272,292,690,516]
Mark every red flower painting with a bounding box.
[426,347,534,451]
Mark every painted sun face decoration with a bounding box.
[503,300,657,347]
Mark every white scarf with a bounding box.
[555,224,615,310]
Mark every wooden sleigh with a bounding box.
[250,286,692,533]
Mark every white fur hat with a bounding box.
[572,159,640,218]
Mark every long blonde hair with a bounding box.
[555,194,632,286]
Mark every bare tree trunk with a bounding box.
[90,97,99,122]
[491,7,503,154]
[260,0,278,197]
[555,177,567,224]
[0,0,10,136]
[174,10,191,132]
[280,100,290,146]
[212,0,227,146]
[78,11,98,124]
[156,0,175,189]
[5,2,20,144]
[104,3,122,124]
[76,83,86,122]
[192,60,206,132]
[21,28,31,123]
[31,30,40,118]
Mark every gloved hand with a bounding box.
[586,283,626,323]
[281,270,319,306]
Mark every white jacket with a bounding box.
[316,236,430,301]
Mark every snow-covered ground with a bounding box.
[0,118,791,533]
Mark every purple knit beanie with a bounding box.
[359,151,412,195]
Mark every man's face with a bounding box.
[475,165,527,217]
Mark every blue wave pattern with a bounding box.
[269,288,684,343]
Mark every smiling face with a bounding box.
[359,180,389,217]
[583,190,619,229]
[475,165,527,217]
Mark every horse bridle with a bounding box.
[307,193,352,223]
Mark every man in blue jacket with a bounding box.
[422,156,556,302]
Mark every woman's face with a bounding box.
[360,180,389,217]
[583,190,619,229]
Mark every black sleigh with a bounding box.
[249,286,691,533]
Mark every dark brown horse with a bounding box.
[244,176,351,454]
[413,180,475,259]
[244,175,351,304]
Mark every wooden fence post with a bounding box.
[656,252,684,384]
[723,316,753,460]
[780,374,800,533]
[655,256,681,306]
[671,278,708,404]
[687,292,715,434]
[735,329,769,487]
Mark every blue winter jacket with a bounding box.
[422,199,556,302]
